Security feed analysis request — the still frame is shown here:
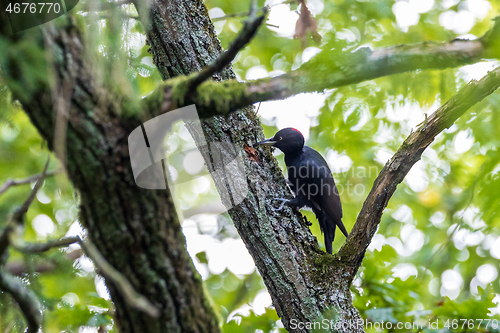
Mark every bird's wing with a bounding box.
[300,147,347,237]
[298,148,342,209]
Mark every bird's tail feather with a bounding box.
[324,227,335,254]
[315,207,336,254]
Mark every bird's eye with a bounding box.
[279,136,283,140]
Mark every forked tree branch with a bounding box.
[337,65,500,274]
[0,156,51,258]
[5,234,159,320]
[0,168,61,196]
[0,157,69,333]
[11,156,50,224]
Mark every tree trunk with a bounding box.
[140,1,364,332]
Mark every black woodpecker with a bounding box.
[255,128,348,254]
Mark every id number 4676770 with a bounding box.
[444,319,499,330]
[5,2,61,14]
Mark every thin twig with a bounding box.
[13,236,80,254]
[212,9,263,22]
[255,101,262,115]
[0,156,51,258]
[0,168,61,196]
[0,269,41,333]
[0,169,79,325]
[11,156,50,224]
[249,0,258,19]
[187,4,268,93]
[211,0,295,22]
[77,236,160,318]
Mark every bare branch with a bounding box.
[210,0,295,22]
[11,156,51,224]
[0,269,41,333]
[187,4,267,93]
[337,66,500,276]
[14,236,80,253]
[0,156,51,257]
[211,10,261,22]
[77,237,161,318]
[0,168,61,196]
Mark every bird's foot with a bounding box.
[303,216,313,226]
[271,198,290,212]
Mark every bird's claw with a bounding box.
[303,216,313,226]
[271,198,290,212]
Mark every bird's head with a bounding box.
[255,127,305,155]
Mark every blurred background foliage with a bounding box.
[1,0,500,332]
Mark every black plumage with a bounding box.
[256,128,348,254]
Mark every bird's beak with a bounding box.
[254,138,276,147]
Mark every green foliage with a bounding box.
[0,33,47,102]
[0,80,19,127]
[205,269,265,320]
[223,308,284,333]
